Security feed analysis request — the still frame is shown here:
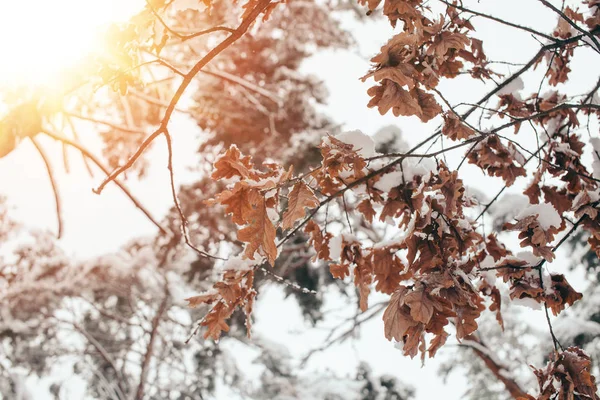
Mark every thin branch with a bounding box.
[201,68,282,105]
[462,334,528,399]
[42,129,168,235]
[145,0,235,41]
[67,112,147,135]
[135,282,169,400]
[94,0,274,194]
[537,0,600,53]
[30,136,63,239]
[439,0,556,41]
[164,130,225,260]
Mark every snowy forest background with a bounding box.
[1,0,600,399]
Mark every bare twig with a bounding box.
[42,129,168,235]
[164,130,225,260]
[94,0,274,194]
[135,282,170,400]
[439,0,556,41]
[30,137,63,239]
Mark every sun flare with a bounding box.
[0,0,144,88]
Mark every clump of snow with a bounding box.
[328,234,361,261]
[554,316,600,343]
[328,235,343,261]
[479,256,497,285]
[405,158,436,181]
[516,251,542,267]
[512,296,542,310]
[374,169,404,192]
[516,203,561,230]
[554,143,579,157]
[496,76,524,98]
[590,137,600,178]
[335,130,376,158]
[221,255,257,272]
[373,125,409,153]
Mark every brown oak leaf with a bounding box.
[282,181,319,230]
[237,191,278,265]
[212,145,257,181]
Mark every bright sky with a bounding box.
[0,0,597,399]
[0,0,143,85]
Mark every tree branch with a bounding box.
[92,0,276,195]
[135,282,169,400]
[30,137,63,239]
[42,129,168,235]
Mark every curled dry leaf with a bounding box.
[282,181,319,230]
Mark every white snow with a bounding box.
[516,203,561,230]
[328,234,343,261]
[373,125,409,152]
[335,130,376,158]
[516,251,542,267]
[221,255,257,272]
[590,137,600,178]
[496,76,524,98]
[374,169,404,192]
[511,296,542,310]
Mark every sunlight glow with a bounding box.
[0,0,144,87]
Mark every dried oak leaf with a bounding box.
[404,286,435,324]
[330,263,350,279]
[504,213,563,262]
[237,190,277,265]
[545,273,582,315]
[542,186,573,215]
[367,81,442,122]
[485,234,509,262]
[383,286,420,342]
[442,112,477,141]
[282,181,319,230]
[371,247,409,294]
[530,347,600,400]
[185,291,219,308]
[427,31,470,59]
[320,135,367,180]
[214,281,242,306]
[202,302,233,340]
[467,136,526,186]
[357,199,377,223]
[355,258,374,311]
[212,145,257,181]
[305,220,332,261]
[208,182,256,225]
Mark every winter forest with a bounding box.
[1,0,600,398]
